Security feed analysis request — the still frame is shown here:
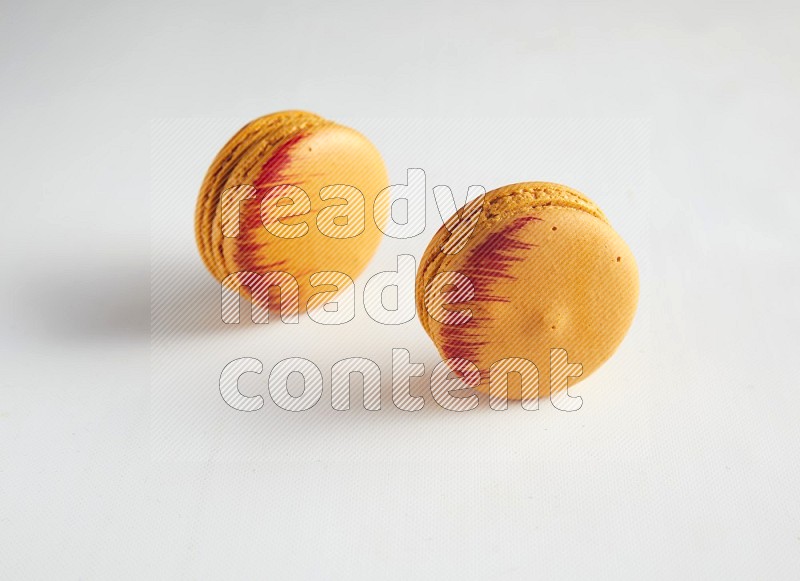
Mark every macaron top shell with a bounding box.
[416,182,639,399]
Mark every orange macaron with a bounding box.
[195,111,389,318]
[416,182,639,400]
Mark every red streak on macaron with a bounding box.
[234,132,309,272]
[438,215,540,373]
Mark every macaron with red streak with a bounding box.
[196,111,389,318]
[416,182,639,400]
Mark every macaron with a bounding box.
[416,182,639,400]
[195,110,389,317]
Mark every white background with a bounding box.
[2,1,800,579]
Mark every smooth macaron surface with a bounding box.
[416,182,639,399]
